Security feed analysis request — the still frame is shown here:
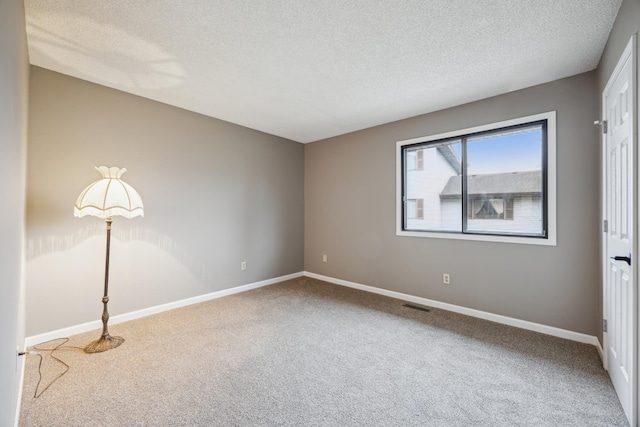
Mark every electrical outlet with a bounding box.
[322,254,327,263]
[241,261,247,271]
[443,273,450,285]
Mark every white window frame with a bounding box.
[396,111,557,246]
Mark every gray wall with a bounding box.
[596,0,640,345]
[26,67,304,336]
[305,71,600,336]
[0,0,29,424]
[598,0,640,85]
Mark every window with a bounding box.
[406,149,424,171]
[470,198,505,219]
[469,197,514,220]
[396,111,556,246]
[407,198,424,219]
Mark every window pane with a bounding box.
[471,198,504,219]
[407,199,417,219]
[465,125,543,235]
[406,151,417,171]
[405,141,462,231]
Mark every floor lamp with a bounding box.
[74,166,144,353]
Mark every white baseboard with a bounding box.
[25,269,599,349]
[25,271,303,347]
[303,271,600,347]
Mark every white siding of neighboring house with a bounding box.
[406,148,458,230]
[440,198,462,230]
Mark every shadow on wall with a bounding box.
[26,223,215,286]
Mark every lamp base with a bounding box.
[84,334,124,354]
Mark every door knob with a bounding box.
[611,254,632,266]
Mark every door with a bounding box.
[603,35,636,426]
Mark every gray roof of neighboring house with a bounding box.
[440,170,542,199]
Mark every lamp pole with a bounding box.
[84,217,124,353]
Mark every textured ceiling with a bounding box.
[24,1,622,143]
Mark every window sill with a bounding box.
[396,229,557,246]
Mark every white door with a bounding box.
[603,35,636,426]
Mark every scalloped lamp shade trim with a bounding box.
[74,166,144,219]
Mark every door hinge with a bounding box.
[603,319,608,333]
[604,219,608,233]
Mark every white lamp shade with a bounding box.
[74,166,144,219]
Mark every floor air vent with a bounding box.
[402,303,431,313]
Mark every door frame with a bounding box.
[601,34,638,426]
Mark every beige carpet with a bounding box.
[19,277,628,426]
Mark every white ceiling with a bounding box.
[24,1,622,143]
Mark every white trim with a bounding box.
[14,350,26,427]
[602,84,610,369]
[396,111,557,246]
[304,271,599,346]
[596,339,605,365]
[25,272,303,347]
[25,268,598,349]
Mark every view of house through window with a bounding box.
[400,115,550,240]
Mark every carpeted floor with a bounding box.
[19,277,628,426]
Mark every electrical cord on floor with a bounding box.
[18,338,86,426]
[27,338,84,399]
